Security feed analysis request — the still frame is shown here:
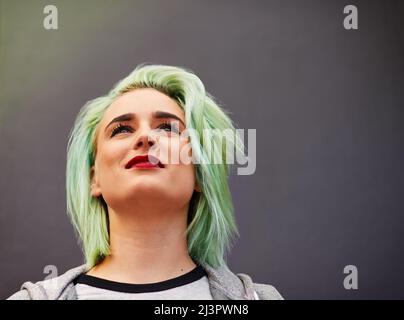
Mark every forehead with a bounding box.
[101,88,184,125]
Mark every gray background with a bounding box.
[1,0,403,299]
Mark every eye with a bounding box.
[110,123,133,137]
[157,122,180,134]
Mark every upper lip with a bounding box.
[125,154,165,169]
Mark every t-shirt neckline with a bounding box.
[73,264,207,293]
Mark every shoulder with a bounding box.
[236,272,284,300]
[7,264,88,300]
[252,282,284,300]
[7,289,31,300]
[202,262,283,300]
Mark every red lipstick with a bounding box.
[125,155,164,169]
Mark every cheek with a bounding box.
[169,164,196,195]
[96,141,128,179]
[163,139,196,190]
[102,138,131,161]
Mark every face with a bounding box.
[90,88,199,213]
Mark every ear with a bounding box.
[90,165,102,197]
[194,181,201,193]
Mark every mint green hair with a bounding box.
[66,64,244,269]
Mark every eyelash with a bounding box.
[110,124,132,137]
[110,122,180,137]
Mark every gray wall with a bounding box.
[1,0,403,299]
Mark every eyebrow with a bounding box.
[105,111,185,132]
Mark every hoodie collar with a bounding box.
[22,263,256,300]
[201,262,256,300]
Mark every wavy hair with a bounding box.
[66,64,244,269]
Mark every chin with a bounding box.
[128,179,169,196]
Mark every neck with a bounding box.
[86,201,197,284]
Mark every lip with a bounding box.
[125,154,165,169]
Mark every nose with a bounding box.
[133,125,157,150]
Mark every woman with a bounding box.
[8,64,283,300]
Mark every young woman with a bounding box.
[8,64,283,300]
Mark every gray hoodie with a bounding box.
[7,263,283,300]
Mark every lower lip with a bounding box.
[131,162,161,169]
